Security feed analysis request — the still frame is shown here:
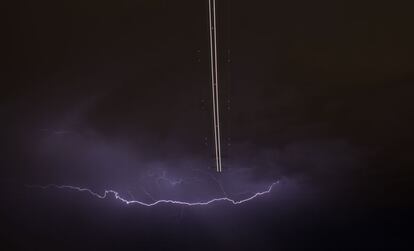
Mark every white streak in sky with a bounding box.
[209,0,222,172]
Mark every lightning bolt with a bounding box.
[28,181,279,206]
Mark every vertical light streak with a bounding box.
[209,0,222,172]
[208,0,219,172]
[213,0,223,173]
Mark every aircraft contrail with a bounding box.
[209,0,222,172]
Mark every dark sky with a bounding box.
[1,0,414,250]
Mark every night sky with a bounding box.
[1,0,414,250]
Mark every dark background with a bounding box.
[1,0,414,250]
